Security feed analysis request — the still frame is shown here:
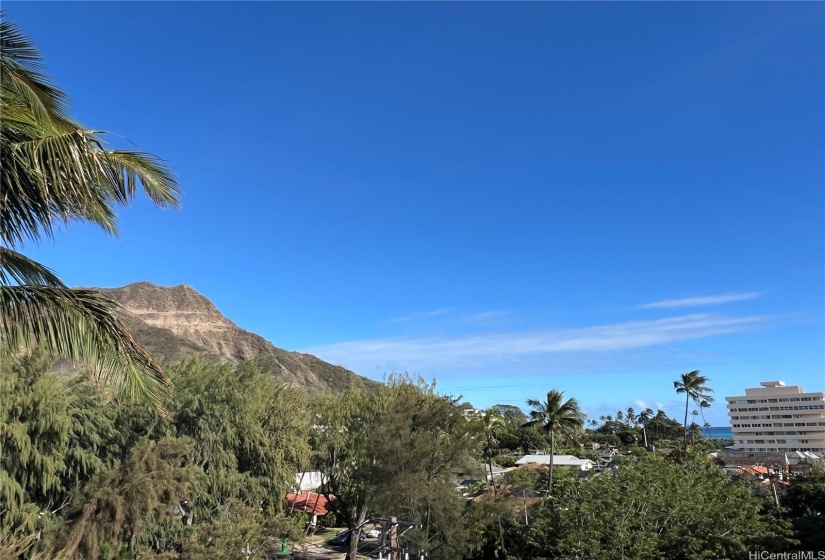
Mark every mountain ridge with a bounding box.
[95,281,373,393]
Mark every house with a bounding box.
[462,408,483,419]
[717,450,788,469]
[515,454,595,472]
[483,463,509,482]
[786,451,822,474]
[285,492,333,519]
[293,471,327,492]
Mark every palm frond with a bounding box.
[103,149,179,207]
[1,124,120,245]
[525,390,585,434]
[1,126,180,247]
[0,286,171,412]
[0,17,70,122]
[0,16,178,413]
[1,17,180,248]
[0,246,64,286]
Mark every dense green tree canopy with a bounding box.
[1,356,311,559]
[169,359,311,520]
[507,455,796,560]
[312,375,480,560]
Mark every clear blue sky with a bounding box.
[8,2,824,425]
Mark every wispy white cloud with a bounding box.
[388,308,454,323]
[633,400,647,409]
[425,308,453,317]
[305,313,769,374]
[655,402,665,411]
[463,311,508,323]
[640,292,761,309]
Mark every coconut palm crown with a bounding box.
[0,16,180,410]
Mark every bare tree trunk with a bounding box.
[700,407,711,438]
[548,429,555,496]
[497,515,507,557]
[347,509,367,560]
[683,393,690,453]
[523,493,529,525]
[347,529,358,560]
[488,454,496,498]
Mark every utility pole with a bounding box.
[390,516,398,560]
[367,516,422,560]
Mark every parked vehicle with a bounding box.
[329,530,366,546]
[365,528,382,538]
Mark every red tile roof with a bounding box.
[285,492,334,516]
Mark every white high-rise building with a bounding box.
[726,381,825,453]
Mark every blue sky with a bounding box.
[8,2,823,425]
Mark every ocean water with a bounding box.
[706,426,734,440]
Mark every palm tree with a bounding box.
[480,409,506,497]
[674,371,714,452]
[0,18,180,411]
[691,410,700,445]
[699,399,712,438]
[525,390,585,496]
[626,407,636,427]
[638,408,653,448]
[653,409,668,442]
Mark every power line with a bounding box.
[347,516,423,560]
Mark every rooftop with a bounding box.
[515,454,594,467]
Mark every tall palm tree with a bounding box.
[626,407,636,427]
[674,371,714,452]
[699,399,712,438]
[690,410,700,445]
[480,409,506,497]
[525,390,584,496]
[653,409,668,442]
[0,18,180,411]
[638,408,653,448]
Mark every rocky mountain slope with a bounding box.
[97,282,373,393]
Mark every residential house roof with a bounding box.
[515,454,595,469]
[285,492,333,516]
[786,451,821,464]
